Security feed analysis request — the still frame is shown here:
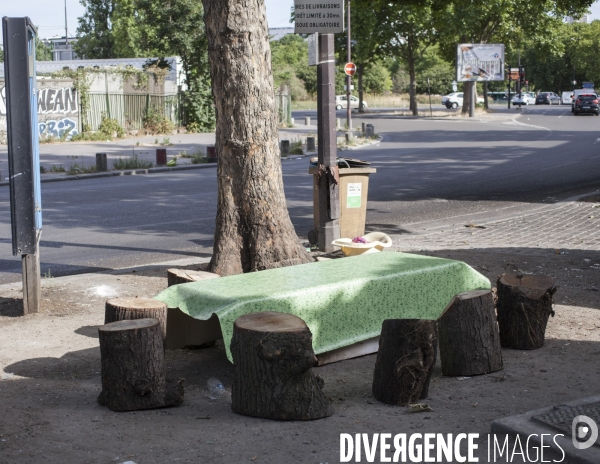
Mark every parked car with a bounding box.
[335,95,367,110]
[511,92,536,105]
[571,88,596,112]
[444,93,484,108]
[535,92,561,105]
[573,93,599,116]
[561,91,573,105]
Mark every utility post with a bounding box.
[295,0,343,252]
[345,0,352,132]
[508,73,512,109]
[316,34,340,252]
[2,17,43,315]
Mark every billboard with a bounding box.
[456,44,504,82]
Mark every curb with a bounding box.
[0,162,217,187]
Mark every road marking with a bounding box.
[504,118,552,131]
[541,161,580,171]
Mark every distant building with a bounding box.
[41,36,79,61]
[565,14,590,24]
[268,27,294,41]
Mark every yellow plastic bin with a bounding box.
[308,166,377,244]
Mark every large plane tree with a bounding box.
[201,0,312,276]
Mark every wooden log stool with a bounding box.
[372,319,437,405]
[167,268,220,287]
[496,274,557,349]
[230,311,333,420]
[97,318,184,411]
[438,290,503,376]
[105,297,167,341]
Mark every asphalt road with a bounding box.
[1,104,600,284]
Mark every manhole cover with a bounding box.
[531,401,600,448]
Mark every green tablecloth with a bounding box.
[155,252,490,362]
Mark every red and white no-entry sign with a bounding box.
[344,62,357,76]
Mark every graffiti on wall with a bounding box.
[37,87,78,114]
[39,118,78,139]
[0,84,79,140]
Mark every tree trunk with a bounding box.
[201,0,313,276]
[438,290,503,376]
[105,297,167,341]
[408,39,418,116]
[496,274,557,350]
[98,319,184,411]
[230,311,333,420]
[462,82,472,115]
[372,319,437,405]
[167,268,220,287]
[358,63,365,113]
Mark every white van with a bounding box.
[561,91,572,105]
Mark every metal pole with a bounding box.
[317,34,340,252]
[346,0,352,131]
[469,81,475,117]
[508,75,511,109]
[64,0,69,46]
[428,78,432,116]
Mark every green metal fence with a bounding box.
[84,93,182,132]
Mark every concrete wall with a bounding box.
[0,77,80,143]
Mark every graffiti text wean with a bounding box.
[37,87,78,114]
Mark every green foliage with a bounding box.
[136,0,215,131]
[415,47,455,95]
[35,37,52,61]
[98,114,125,138]
[362,62,393,95]
[142,108,175,134]
[75,0,117,58]
[67,163,97,175]
[0,48,3,62]
[113,155,153,170]
[290,140,304,155]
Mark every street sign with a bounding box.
[344,62,356,76]
[456,43,505,82]
[294,0,344,34]
[308,33,318,66]
[509,68,519,80]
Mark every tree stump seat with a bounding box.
[372,319,438,405]
[230,311,333,420]
[98,318,184,411]
[496,274,557,350]
[105,297,168,341]
[438,290,503,376]
[167,268,220,287]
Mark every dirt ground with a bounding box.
[1,249,599,464]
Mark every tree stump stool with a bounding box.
[230,311,333,420]
[372,319,437,405]
[167,268,220,287]
[97,318,184,411]
[438,290,503,376]
[496,274,557,349]
[105,297,167,341]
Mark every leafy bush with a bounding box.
[67,163,97,175]
[113,155,153,170]
[143,109,175,135]
[290,140,304,155]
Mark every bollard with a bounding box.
[362,122,366,133]
[280,140,290,155]
[96,153,108,172]
[156,148,167,166]
[207,146,217,163]
[366,124,375,137]
[306,137,316,152]
[345,133,351,143]
[290,118,295,125]
[337,118,341,129]
[305,116,311,126]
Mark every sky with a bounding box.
[1,0,599,41]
